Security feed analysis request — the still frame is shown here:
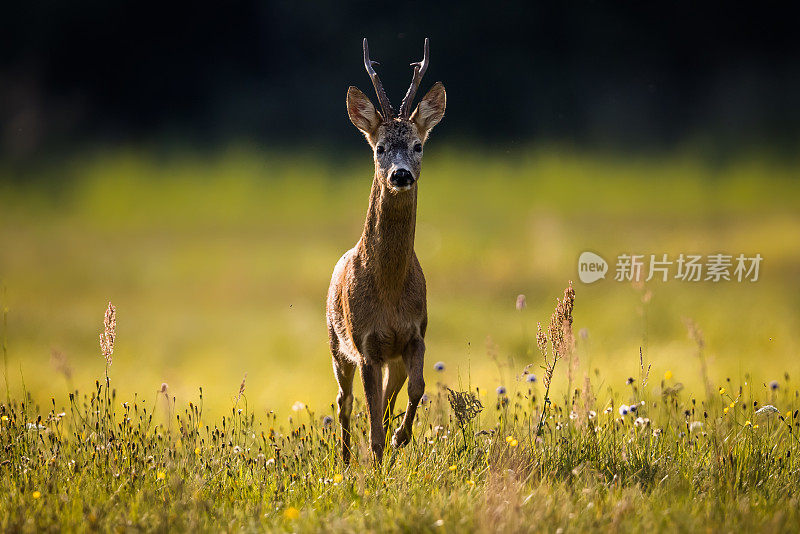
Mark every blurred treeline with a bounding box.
[2,1,799,162]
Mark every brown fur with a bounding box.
[327,82,446,464]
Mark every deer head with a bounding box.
[346,38,446,192]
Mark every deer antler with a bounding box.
[399,38,430,118]
[363,38,394,119]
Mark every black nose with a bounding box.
[390,169,414,188]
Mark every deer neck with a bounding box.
[359,174,417,299]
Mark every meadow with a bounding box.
[1,145,800,531]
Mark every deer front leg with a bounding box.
[332,355,356,465]
[360,360,386,463]
[392,336,425,448]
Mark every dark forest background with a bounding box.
[2,1,799,160]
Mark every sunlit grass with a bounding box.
[2,287,800,531]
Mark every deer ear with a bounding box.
[411,82,446,139]
[347,86,382,138]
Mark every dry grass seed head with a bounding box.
[99,301,116,366]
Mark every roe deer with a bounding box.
[326,38,446,464]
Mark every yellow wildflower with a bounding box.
[1,416,8,422]
[664,371,673,380]
[745,420,751,427]
[32,491,41,499]
[719,387,725,395]
[505,435,514,443]
[449,465,457,471]
[510,439,518,447]
[467,480,475,487]
[157,471,166,480]
[194,447,201,455]
[723,407,729,415]
[333,473,343,483]
[283,507,300,520]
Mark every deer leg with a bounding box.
[392,336,425,448]
[332,355,356,465]
[360,360,386,463]
[381,359,408,436]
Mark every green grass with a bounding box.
[2,284,800,532]
[1,145,800,530]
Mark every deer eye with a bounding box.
[414,143,422,153]
[376,145,385,154]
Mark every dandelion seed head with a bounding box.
[619,404,630,416]
[526,374,537,383]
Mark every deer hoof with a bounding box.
[391,429,411,448]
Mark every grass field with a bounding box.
[1,145,800,531]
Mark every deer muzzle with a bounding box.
[389,168,415,190]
